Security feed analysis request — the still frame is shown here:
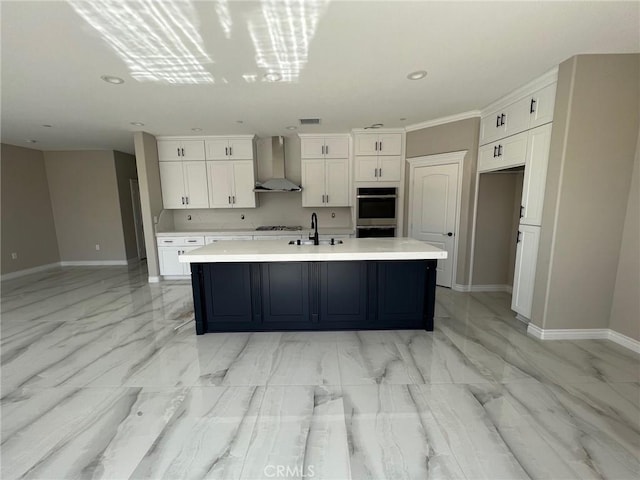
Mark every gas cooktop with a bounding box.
[255,225,303,231]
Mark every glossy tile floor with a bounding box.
[1,265,639,479]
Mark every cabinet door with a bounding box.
[159,162,186,209]
[496,130,528,169]
[228,138,254,160]
[529,83,556,129]
[325,159,349,206]
[300,137,326,159]
[180,140,205,161]
[206,263,254,324]
[377,261,425,323]
[319,262,367,325]
[207,161,234,208]
[323,136,350,158]
[511,225,540,319]
[354,156,379,182]
[477,142,501,173]
[354,134,379,156]
[377,134,402,155]
[480,110,507,146]
[232,161,256,208]
[301,159,327,207]
[205,139,230,160]
[180,246,200,275]
[503,97,532,138]
[261,263,310,324]
[521,124,552,226]
[158,246,184,275]
[378,156,402,181]
[157,140,183,161]
[183,162,209,208]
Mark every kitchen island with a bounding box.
[179,238,446,334]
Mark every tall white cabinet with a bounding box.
[474,71,557,320]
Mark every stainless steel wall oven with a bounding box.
[356,187,397,237]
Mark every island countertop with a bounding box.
[179,237,447,263]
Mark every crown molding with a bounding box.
[404,111,481,132]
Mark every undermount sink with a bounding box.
[289,239,344,246]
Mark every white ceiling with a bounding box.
[2,1,639,154]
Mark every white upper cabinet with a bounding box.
[205,136,254,160]
[480,82,557,146]
[354,155,402,182]
[300,135,350,159]
[207,160,256,208]
[355,133,402,156]
[520,123,552,226]
[477,130,528,173]
[301,158,350,207]
[159,161,209,209]
[157,139,205,161]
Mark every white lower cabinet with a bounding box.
[205,235,254,244]
[158,245,200,276]
[301,158,349,207]
[511,224,540,319]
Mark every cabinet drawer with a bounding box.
[205,236,254,244]
[156,236,204,246]
[477,131,528,173]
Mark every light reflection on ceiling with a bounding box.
[215,0,233,40]
[247,0,328,82]
[69,0,214,84]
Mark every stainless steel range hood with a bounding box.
[254,136,302,192]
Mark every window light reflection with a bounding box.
[70,0,214,85]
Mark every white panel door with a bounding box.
[300,138,326,159]
[232,161,256,208]
[355,156,379,182]
[521,124,552,226]
[354,134,379,156]
[207,161,234,208]
[301,159,326,206]
[228,138,254,160]
[511,225,540,318]
[378,156,402,181]
[157,140,183,161]
[159,162,186,209]
[158,246,184,275]
[325,158,349,206]
[377,134,402,155]
[205,139,231,160]
[410,163,460,287]
[530,83,556,129]
[183,162,209,208]
[323,136,350,158]
[180,140,205,161]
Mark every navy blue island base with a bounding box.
[190,260,437,334]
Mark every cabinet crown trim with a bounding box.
[351,128,405,134]
[481,67,558,116]
[157,134,256,141]
[297,133,351,138]
[404,111,481,132]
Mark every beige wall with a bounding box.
[1,144,60,274]
[472,171,521,286]
[133,132,163,278]
[113,151,139,260]
[532,54,640,330]
[609,135,640,341]
[44,150,128,262]
[405,118,480,285]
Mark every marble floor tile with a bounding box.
[2,266,639,480]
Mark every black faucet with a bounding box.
[310,212,319,245]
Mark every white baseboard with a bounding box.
[1,262,61,281]
[162,275,191,281]
[527,325,640,353]
[457,284,512,293]
[452,284,470,292]
[515,314,529,325]
[60,260,129,266]
[148,276,160,283]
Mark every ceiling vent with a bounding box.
[299,118,321,125]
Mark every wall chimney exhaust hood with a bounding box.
[254,136,302,192]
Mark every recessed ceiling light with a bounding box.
[191,127,202,132]
[407,70,427,80]
[286,126,297,130]
[42,124,53,128]
[263,72,282,82]
[236,120,244,124]
[101,75,125,84]
[25,139,37,143]
[130,121,145,126]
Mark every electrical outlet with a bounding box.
[11,252,17,260]
[95,244,100,251]
[241,214,245,220]
[187,215,192,221]
[331,212,336,218]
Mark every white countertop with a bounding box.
[156,228,355,237]
[179,238,447,263]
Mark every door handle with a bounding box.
[517,231,522,244]
[325,145,328,155]
[498,145,503,156]
[229,147,232,156]
[379,168,382,177]
[530,98,536,114]
[326,194,329,203]
[228,196,231,204]
[186,196,189,205]
[375,141,378,151]
[446,232,453,237]
[493,146,498,158]
[181,196,185,205]
[232,196,235,204]
[520,205,524,218]
[177,148,181,157]
[496,115,501,128]
[379,141,383,151]
[181,148,185,157]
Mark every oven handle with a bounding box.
[356,194,397,199]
